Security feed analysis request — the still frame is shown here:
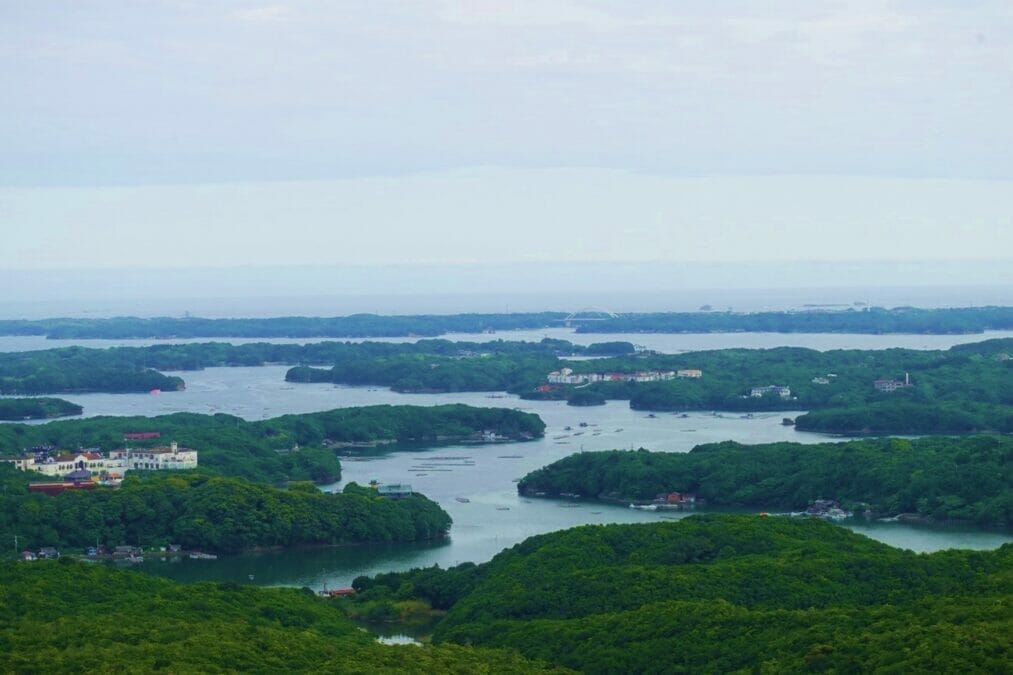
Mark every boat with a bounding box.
[629,503,658,511]
[188,552,218,560]
[495,506,510,511]
[647,413,657,419]
[563,426,573,431]
[455,497,471,503]
[578,422,589,427]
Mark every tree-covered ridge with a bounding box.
[563,338,1012,412]
[0,312,570,339]
[575,305,1013,334]
[0,397,82,421]
[352,516,1012,674]
[517,436,1013,527]
[0,345,184,394]
[0,470,451,554]
[0,560,565,673]
[1,306,1010,339]
[795,400,1013,434]
[0,405,546,484]
[0,338,625,395]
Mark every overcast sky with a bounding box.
[1,1,1011,271]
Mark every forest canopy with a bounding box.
[0,470,452,554]
[517,436,1013,527]
[0,560,562,673]
[349,515,1013,674]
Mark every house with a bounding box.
[677,369,703,378]
[21,550,36,561]
[113,545,141,557]
[377,484,413,498]
[750,385,791,399]
[874,373,911,392]
[318,588,357,597]
[37,547,60,560]
[0,455,35,471]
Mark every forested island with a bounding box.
[0,469,452,554]
[2,306,1010,339]
[549,337,1012,413]
[2,337,1009,435]
[0,405,545,484]
[0,338,629,395]
[345,515,1012,673]
[0,397,82,421]
[794,400,1013,434]
[575,305,1013,334]
[0,561,557,673]
[517,436,1012,528]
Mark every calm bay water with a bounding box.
[2,328,1012,354]
[4,331,1009,587]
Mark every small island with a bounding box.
[0,404,546,485]
[516,436,1012,528]
[0,397,82,421]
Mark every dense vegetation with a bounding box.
[517,436,1013,527]
[0,338,626,394]
[0,469,452,553]
[350,515,1013,673]
[0,561,561,673]
[0,313,568,339]
[2,337,1009,437]
[285,340,570,393]
[565,338,1013,413]
[577,305,1013,334]
[0,346,184,394]
[795,400,1013,434]
[0,397,82,420]
[2,306,1009,339]
[0,405,545,484]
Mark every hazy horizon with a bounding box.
[3,3,1011,277]
[1,260,1009,319]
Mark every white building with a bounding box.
[109,442,198,471]
[547,368,676,385]
[677,369,703,379]
[17,451,125,478]
[750,385,792,399]
[2,442,197,478]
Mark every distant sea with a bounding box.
[0,284,1010,320]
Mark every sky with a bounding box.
[1,1,1011,279]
